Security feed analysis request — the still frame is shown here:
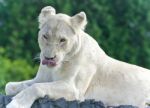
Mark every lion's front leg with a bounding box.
[6,84,38,108]
[6,81,79,108]
[5,79,35,96]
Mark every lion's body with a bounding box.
[79,32,150,107]
[6,6,150,108]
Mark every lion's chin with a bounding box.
[47,63,57,67]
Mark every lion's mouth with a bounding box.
[42,59,57,67]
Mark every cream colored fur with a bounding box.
[5,6,150,108]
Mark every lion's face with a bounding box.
[38,6,87,68]
[38,17,76,67]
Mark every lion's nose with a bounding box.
[45,55,56,60]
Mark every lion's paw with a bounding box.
[5,82,18,95]
[6,99,31,108]
[6,100,21,108]
[5,82,26,96]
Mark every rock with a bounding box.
[0,94,140,108]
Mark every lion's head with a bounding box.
[38,6,87,68]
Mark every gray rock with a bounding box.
[0,94,140,108]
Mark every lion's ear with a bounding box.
[71,12,87,31]
[38,6,56,29]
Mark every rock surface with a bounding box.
[0,95,144,108]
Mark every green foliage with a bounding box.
[0,0,150,93]
[0,56,38,93]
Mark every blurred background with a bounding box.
[0,0,150,93]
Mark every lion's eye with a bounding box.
[43,35,48,40]
[60,38,66,43]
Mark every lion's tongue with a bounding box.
[42,59,56,66]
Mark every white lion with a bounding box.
[5,6,150,108]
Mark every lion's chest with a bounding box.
[50,65,72,81]
[50,70,64,81]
